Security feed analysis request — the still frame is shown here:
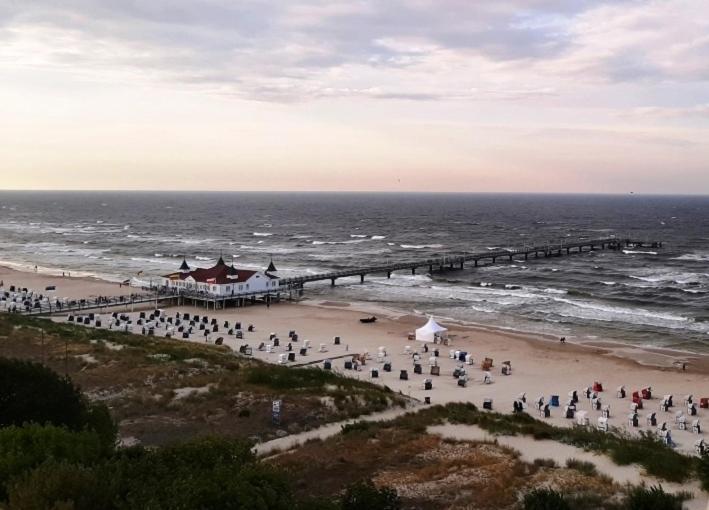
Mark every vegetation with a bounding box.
[623,485,689,510]
[523,489,570,510]
[565,458,598,477]
[341,480,401,510]
[0,314,406,445]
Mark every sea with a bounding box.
[1,191,708,353]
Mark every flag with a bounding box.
[206,278,217,284]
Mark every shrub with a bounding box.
[697,453,709,491]
[565,458,597,476]
[341,480,400,510]
[623,485,688,510]
[238,409,250,418]
[533,458,558,468]
[0,358,116,451]
[523,488,570,510]
[0,425,106,501]
[6,461,114,510]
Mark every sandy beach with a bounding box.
[4,264,709,459]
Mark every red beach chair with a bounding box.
[700,398,709,409]
[632,391,643,409]
[642,387,652,400]
[593,381,603,392]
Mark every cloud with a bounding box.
[0,0,707,104]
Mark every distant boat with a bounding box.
[360,316,377,323]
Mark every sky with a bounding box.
[1,0,708,193]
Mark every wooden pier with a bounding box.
[278,237,660,290]
[16,236,661,316]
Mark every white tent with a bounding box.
[415,317,448,343]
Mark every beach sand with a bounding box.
[5,264,709,460]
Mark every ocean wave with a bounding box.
[673,252,709,262]
[600,281,617,286]
[623,250,657,255]
[253,232,273,237]
[400,244,443,249]
[350,234,367,238]
[371,235,386,240]
[312,239,367,245]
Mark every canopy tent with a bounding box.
[415,317,448,343]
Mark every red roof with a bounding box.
[164,263,257,284]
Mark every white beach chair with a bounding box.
[678,415,687,431]
[483,371,493,384]
[278,354,287,364]
[597,416,609,432]
[675,411,684,424]
[303,339,311,349]
[405,345,412,355]
[429,356,438,367]
[576,411,589,426]
[449,349,455,359]
[692,420,701,434]
[695,439,706,456]
[465,354,473,365]
[318,343,327,353]
[601,405,610,419]
[266,344,273,353]
[628,413,639,427]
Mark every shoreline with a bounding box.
[2,263,707,373]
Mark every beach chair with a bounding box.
[303,339,311,349]
[344,361,353,370]
[482,358,493,371]
[501,361,511,375]
[642,387,652,400]
[617,386,626,398]
[601,405,610,419]
[540,404,550,418]
[692,420,701,434]
[664,394,674,407]
[414,364,422,375]
[593,381,603,392]
[647,412,657,427]
[430,365,440,376]
[688,403,698,416]
[695,439,706,456]
[399,369,408,381]
[272,337,279,347]
[278,354,288,364]
[483,398,493,410]
[518,392,527,404]
[535,397,545,411]
[371,368,379,379]
[458,351,467,362]
[457,375,467,387]
[323,360,332,370]
[483,372,493,384]
[405,346,412,355]
[266,344,273,353]
[569,390,579,404]
[700,398,709,409]
[383,362,392,372]
[550,395,560,407]
[214,337,223,346]
[287,352,295,362]
[576,411,589,426]
[318,343,327,353]
[423,379,432,390]
[299,348,307,356]
[678,415,687,431]
[465,354,474,365]
[628,413,639,427]
[660,399,670,413]
[631,392,643,409]
[591,397,601,411]
[429,356,438,367]
[684,394,693,406]
[597,416,609,432]
[658,422,668,433]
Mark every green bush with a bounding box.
[341,480,400,510]
[0,425,106,501]
[0,358,116,452]
[623,485,688,510]
[523,488,570,510]
[697,454,709,491]
[6,461,114,510]
[533,458,558,468]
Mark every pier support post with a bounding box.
[387,271,391,279]
[492,257,496,264]
[330,278,336,286]
[360,274,365,284]
[508,255,513,262]
[429,264,433,273]
[474,260,478,267]
[566,247,570,254]
[524,253,528,260]
[411,267,416,275]
[459,260,464,269]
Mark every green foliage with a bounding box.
[695,453,709,491]
[623,485,688,510]
[341,480,400,510]
[0,425,106,501]
[340,421,373,435]
[0,358,87,430]
[111,437,293,510]
[6,461,114,510]
[523,488,570,510]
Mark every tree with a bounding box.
[0,358,116,452]
[341,480,401,510]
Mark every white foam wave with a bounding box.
[623,250,657,255]
[400,244,443,249]
[253,232,273,237]
[672,252,709,262]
